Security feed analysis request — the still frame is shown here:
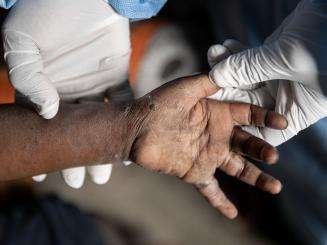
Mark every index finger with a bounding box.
[229,103,288,129]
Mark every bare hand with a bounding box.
[131,74,287,219]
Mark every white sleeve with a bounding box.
[2,29,60,119]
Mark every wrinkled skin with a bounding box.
[131,74,287,219]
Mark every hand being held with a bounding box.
[130,74,287,219]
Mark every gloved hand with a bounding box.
[208,0,327,146]
[208,39,327,146]
[209,0,327,93]
[2,0,132,188]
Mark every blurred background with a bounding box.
[0,0,326,244]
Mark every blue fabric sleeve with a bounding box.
[0,0,18,9]
[107,0,167,20]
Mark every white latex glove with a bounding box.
[208,39,327,146]
[209,0,327,94]
[2,0,131,188]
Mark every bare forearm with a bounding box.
[0,102,141,181]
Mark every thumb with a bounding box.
[210,41,289,88]
[189,74,219,98]
[172,74,219,101]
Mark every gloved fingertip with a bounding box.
[62,168,86,189]
[223,39,237,46]
[39,101,60,120]
[65,177,85,189]
[208,45,230,68]
[222,39,246,52]
[91,174,111,185]
[32,174,47,182]
[41,110,58,120]
[208,44,227,59]
[123,160,133,166]
[88,164,113,185]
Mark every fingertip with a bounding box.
[267,112,288,130]
[280,116,288,129]
[228,207,238,219]
[90,172,111,185]
[261,146,279,164]
[40,101,60,120]
[223,39,246,53]
[208,44,228,59]
[66,180,84,189]
[219,205,238,219]
[88,164,113,185]
[32,174,47,182]
[42,110,57,120]
[62,168,85,189]
[223,39,237,47]
[270,180,283,195]
[123,160,133,166]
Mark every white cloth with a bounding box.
[2,0,132,188]
[208,39,327,146]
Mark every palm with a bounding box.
[132,74,287,219]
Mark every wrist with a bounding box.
[110,96,153,162]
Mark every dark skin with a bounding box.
[0,74,287,219]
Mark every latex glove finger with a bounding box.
[208,39,246,68]
[123,160,133,166]
[209,41,284,88]
[208,45,231,68]
[61,167,86,189]
[32,174,47,182]
[87,164,113,185]
[209,85,274,109]
[210,39,322,90]
[208,39,259,90]
[26,79,60,119]
[3,30,60,119]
